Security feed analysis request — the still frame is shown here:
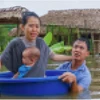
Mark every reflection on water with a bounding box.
[88,56,100,99]
[77,90,91,99]
[0,90,91,99]
[48,56,100,99]
[0,56,100,99]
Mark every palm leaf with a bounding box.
[64,45,72,52]
[50,41,64,53]
[43,32,52,46]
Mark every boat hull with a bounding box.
[0,70,70,96]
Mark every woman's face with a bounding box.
[22,16,40,41]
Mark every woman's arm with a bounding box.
[50,52,72,61]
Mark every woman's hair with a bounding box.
[21,11,41,25]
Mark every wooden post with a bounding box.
[17,18,20,37]
[91,32,95,57]
[99,34,100,55]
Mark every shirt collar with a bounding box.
[68,61,85,72]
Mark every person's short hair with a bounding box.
[73,38,90,51]
[21,11,41,25]
[23,47,40,60]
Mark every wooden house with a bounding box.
[40,9,100,54]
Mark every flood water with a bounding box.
[47,55,100,99]
[0,55,100,99]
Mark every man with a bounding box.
[56,38,91,93]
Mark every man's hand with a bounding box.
[58,72,76,83]
[59,72,83,92]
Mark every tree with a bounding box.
[0,25,15,53]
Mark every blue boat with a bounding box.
[0,70,70,96]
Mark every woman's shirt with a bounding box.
[1,37,50,77]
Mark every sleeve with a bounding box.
[55,64,64,70]
[78,75,91,90]
[1,39,15,59]
[0,38,17,71]
[0,55,1,60]
[55,62,68,70]
[49,50,55,59]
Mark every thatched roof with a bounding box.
[0,6,28,24]
[40,9,100,30]
[8,27,25,37]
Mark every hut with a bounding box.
[0,6,28,24]
[0,6,44,37]
[40,9,100,55]
[0,6,29,36]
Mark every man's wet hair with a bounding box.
[74,38,90,51]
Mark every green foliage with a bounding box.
[0,24,17,31]
[50,41,72,54]
[61,27,69,35]
[45,25,74,54]
[0,24,16,52]
[50,35,57,46]
[43,32,52,46]
[46,25,54,33]
[0,66,8,72]
[50,41,64,53]
[75,28,80,38]
[89,39,93,54]
[64,46,72,52]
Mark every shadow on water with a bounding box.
[0,90,91,99]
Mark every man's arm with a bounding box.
[71,80,83,93]
[59,72,83,93]
[50,52,72,61]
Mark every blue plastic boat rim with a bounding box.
[0,76,60,83]
[0,70,66,83]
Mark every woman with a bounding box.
[0,11,72,77]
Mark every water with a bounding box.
[0,56,100,99]
[0,90,91,99]
[88,56,100,99]
[48,55,100,99]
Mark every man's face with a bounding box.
[72,40,89,61]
